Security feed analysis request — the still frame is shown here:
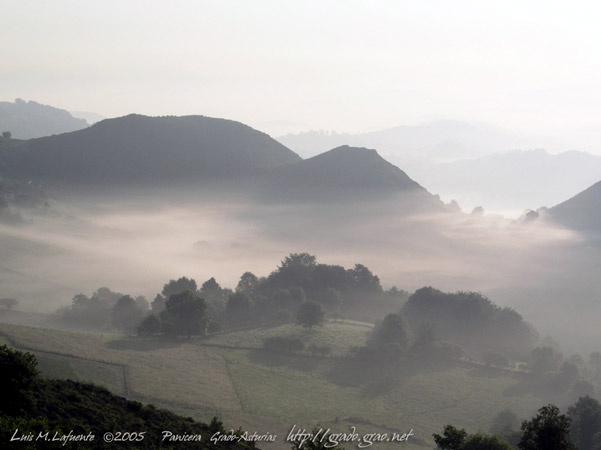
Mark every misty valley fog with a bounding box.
[1,187,598,353]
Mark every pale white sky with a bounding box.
[3,0,601,141]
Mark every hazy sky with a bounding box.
[3,1,601,139]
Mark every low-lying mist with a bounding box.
[1,188,599,353]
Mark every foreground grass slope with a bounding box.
[0,322,545,449]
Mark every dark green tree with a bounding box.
[433,425,468,450]
[0,345,38,415]
[567,396,601,450]
[348,263,382,293]
[226,291,254,324]
[372,313,410,351]
[150,293,166,314]
[316,287,343,311]
[162,276,197,298]
[490,409,520,440]
[288,286,307,304]
[267,253,317,290]
[529,346,563,375]
[461,433,512,450]
[137,314,161,336]
[111,295,144,333]
[296,301,325,329]
[518,404,576,450]
[434,425,512,450]
[160,291,209,337]
[236,271,259,294]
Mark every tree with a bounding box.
[567,396,601,450]
[433,425,512,450]
[267,253,317,289]
[433,425,468,450]
[150,294,166,314]
[348,263,382,293]
[589,352,601,379]
[296,301,325,329]
[0,345,38,415]
[410,322,438,356]
[134,295,149,312]
[461,434,512,450]
[111,295,144,333]
[226,292,254,324]
[236,272,259,294]
[1,131,11,140]
[0,298,18,310]
[490,409,520,437]
[160,291,209,337]
[372,313,410,350]
[162,276,197,298]
[518,404,576,450]
[529,346,563,375]
[137,314,161,336]
[316,287,342,310]
[280,253,316,270]
[288,286,306,304]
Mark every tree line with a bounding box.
[433,396,601,450]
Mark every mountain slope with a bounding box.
[278,120,533,160]
[257,145,442,209]
[0,99,88,139]
[548,180,601,230]
[406,150,601,214]
[0,114,301,186]
[268,145,424,191]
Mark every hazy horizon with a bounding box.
[3,1,601,152]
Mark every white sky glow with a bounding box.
[2,0,601,141]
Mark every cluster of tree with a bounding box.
[351,313,464,363]
[434,424,512,450]
[55,287,149,333]
[132,253,402,337]
[402,287,538,359]
[0,297,18,310]
[524,343,599,403]
[438,397,601,450]
[196,253,406,327]
[139,290,212,337]
[0,345,254,449]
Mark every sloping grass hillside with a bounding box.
[0,322,546,450]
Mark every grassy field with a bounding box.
[0,321,546,450]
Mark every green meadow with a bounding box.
[0,321,545,449]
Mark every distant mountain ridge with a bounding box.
[277,119,535,161]
[547,180,601,231]
[0,114,301,186]
[261,145,426,192]
[407,149,601,214]
[0,98,89,139]
[0,113,446,214]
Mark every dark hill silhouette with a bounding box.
[0,114,301,186]
[0,116,443,212]
[0,98,88,139]
[548,180,601,231]
[267,145,424,191]
[256,145,443,208]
